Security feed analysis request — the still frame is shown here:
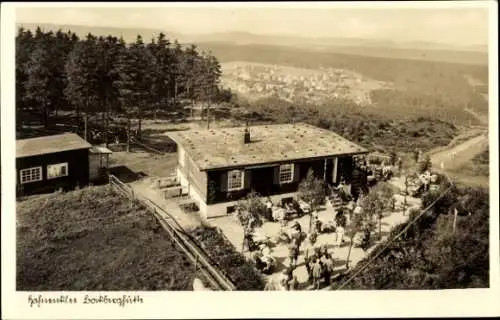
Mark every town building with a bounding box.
[167,123,369,219]
[16,133,112,197]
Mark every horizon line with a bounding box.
[15,21,489,48]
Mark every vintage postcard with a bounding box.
[1,1,499,319]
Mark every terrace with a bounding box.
[209,177,422,290]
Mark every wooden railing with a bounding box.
[109,174,236,291]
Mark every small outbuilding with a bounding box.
[16,133,112,197]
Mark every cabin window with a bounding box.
[47,162,69,179]
[279,164,294,184]
[20,166,42,184]
[178,147,185,167]
[227,170,244,191]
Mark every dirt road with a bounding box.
[430,134,488,171]
[464,107,488,126]
[428,132,489,188]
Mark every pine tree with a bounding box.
[180,44,200,118]
[112,37,134,151]
[151,32,172,112]
[49,29,76,117]
[113,35,156,150]
[64,33,100,141]
[24,41,52,128]
[96,35,122,146]
[194,51,222,124]
[16,27,35,129]
[130,35,156,138]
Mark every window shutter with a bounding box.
[273,166,280,184]
[244,170,251,189]
[293,163,301,182]
[220,172,228,192]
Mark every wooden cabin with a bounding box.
[16,133,112,197]
[167,123,369,219]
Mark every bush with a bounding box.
[190,227,265,290]
[235,191,266,227]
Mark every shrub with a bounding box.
[337,186,489,289]
[190,227,265,290]
[235,190,266,228]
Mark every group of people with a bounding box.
[252,244,277,275]
[266,197,304,225]
[305,245,336,289]
[276,220,338,290]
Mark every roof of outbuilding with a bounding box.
[90,146,113,154]
[16,133,92,158]
[167,123,369,171]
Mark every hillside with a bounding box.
[17,23,487,65]
[209,43,488,124]
[16,186,203,291]
[230,96,460,154]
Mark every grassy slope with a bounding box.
[16,185,199,291]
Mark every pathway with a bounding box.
[129,177,203,231]
[430,134,488,171]
[464,107,488,126]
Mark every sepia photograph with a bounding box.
[1,1,499,319]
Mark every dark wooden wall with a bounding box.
[205,158,348,205]
[16,149,90,197]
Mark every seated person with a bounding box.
[298,199,311,213]
[272,205,285,222]
[253,230,269,245]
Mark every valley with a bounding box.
[221,61,391,105]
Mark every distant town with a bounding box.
[220,62,392,105]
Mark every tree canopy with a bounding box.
[16,27,224,140]
[340,186,489,289]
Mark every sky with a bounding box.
[15,2,491,46]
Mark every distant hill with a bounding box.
[184,31,487,53]
[17,23,487,66]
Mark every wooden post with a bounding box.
[345,236,354,269]
[126,117,131,153]
[206,103,210,129]
[323,158,327,181]
[452,207,458,233]
[242,232,246,253]
[403,175,408,216]
[84,110,88,142]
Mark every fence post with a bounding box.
[452,207,458,233]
